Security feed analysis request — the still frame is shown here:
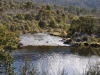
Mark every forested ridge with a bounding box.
[1,0,100,9]
[32,0,100,9]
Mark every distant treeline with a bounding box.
[0,0,100,17]
[1,0,100,9]
[32,0,100,9]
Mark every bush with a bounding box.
[15,13,24,20]
[46,4,52,10]
[49,20,56,28]
[25,13,33,20]
[38,20,47,28]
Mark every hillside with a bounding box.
[2,0,100,9]
[32,0,100,9]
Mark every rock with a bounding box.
[83,42,89,47]
[18,42,23,49]
[71,42,79,47]
[50,32,60,36]
[82,36,88,41]
[63,38,72,44]
[75,38,83,42]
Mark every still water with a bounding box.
[12,46,100,75]
[11,33,100,75]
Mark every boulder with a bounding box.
[63,38,72,44]
[75,38,83,42]
[50,32,60,36]
[18,42,23,49]
[83,42,89,47]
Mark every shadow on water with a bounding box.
[70,46,100,56]
[12,46,100,62]
[22,46,71,54]
[11,46,100,75]
[18,45,100,56]
[12,46,71,61]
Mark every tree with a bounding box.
[38,20,47,28]
[91,7,97,14]
[69,16,99,35]
[46,4,52,10]
[24,0,34,8]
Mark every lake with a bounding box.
[11,33,100,75]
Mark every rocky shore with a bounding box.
[63,38,100,48]
[18,32,100,48]
[63,32,100,48]
[17,32,100,55]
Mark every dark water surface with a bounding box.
[12,46,100,75]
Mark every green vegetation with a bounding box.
[0,0,100,74]
[0,24,18,50]
[69,16,99,35]
[0,25,18,75]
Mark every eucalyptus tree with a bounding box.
[69,16,99,35]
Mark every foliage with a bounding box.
[38,20,47,28]
[69,16,99,35]
[0,0,100,75]
[15,13,24,20]
[0,24,18,75]
[24,0,34,8]
[46,4,52,10]
[0,49,14,75]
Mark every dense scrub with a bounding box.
[0,25,18,75]
[69,16,100,35]
[0,0,100,36]
[4,0,100,9]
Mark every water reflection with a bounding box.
[11,46,100,75]
[71,46,100,55]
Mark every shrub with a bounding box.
[38,20,47,28]
[49,20,56,28]
[46,4,52,10]
[25,13,33,20]
[15,13,24,20]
